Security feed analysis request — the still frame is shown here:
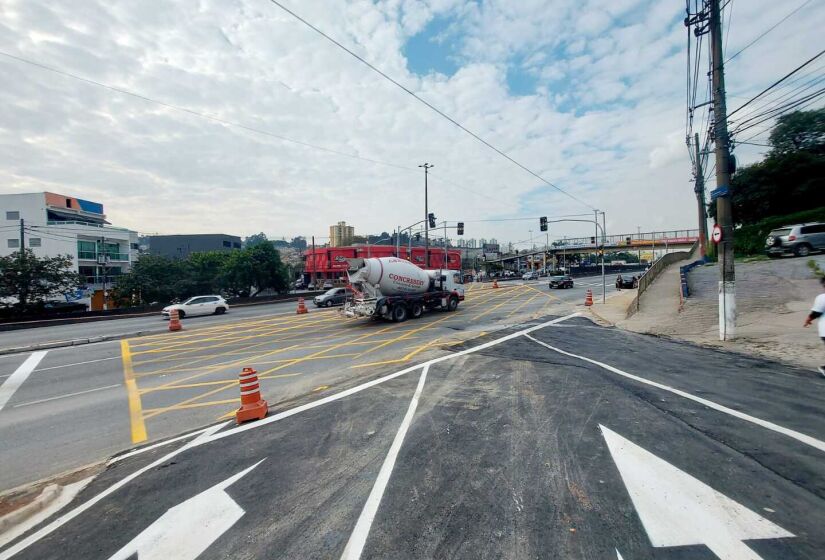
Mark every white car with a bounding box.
[162,295,229,319]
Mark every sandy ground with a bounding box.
[588,253,825,373]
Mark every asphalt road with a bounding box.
[1,311,823,559]
[0,277,608,491]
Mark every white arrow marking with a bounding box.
[615,549,624,560]
[108,459,264,560]
[601,425,793,560]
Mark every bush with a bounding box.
[734,207,825,255]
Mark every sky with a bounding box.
[0,0,823,248]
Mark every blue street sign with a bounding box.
[710,185,729,200]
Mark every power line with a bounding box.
[264,0,596,211]
[725,0,814,63]
[0,51,544,211]
[727,48,825,118]
[730,86,825,136]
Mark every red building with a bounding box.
[303,245,461,281]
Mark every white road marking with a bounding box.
[32,356,120,372]
[0,351,48,412]
[0,314,581,558]
[341,365,430,560]
[107,426,214,465]
[601,425,793,559]
[108,460,264,560]
[616,550,624,560]
[525,335,825,453]
[13,384,121,408]
[0,421,228,560]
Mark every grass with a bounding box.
[807,259,824,278]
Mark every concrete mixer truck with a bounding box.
[342,257,464,322]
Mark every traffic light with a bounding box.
[414,232,421,241]
[428,213,436,228]
[626,236,632,246]
[539,216,548,232]
[457,222,464,235]
[590,236,596,244]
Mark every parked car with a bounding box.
[548,274,574,289]
[522,271,539,280]
[615,275,639,289]
[322,281,334,289]
[314,287,354,307]
[162,295,229,319]
[765,223,825,257]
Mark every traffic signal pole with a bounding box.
[709,0,736,340]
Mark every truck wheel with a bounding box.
[411,302,423,319]
[391,304,408,322]
[447,296,459,312]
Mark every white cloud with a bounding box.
[0,0,822,247]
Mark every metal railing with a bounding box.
[77,252,130,261]
[47,220,132,232]
[627,241,699,318]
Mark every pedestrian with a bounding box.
[616,274,624,290]
[803,275,825,377]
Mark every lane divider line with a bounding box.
[120,340,147,444]
[13,384,121,408]
[0,351,48,412]
[524,335,825,454]
[340,364,429,560]
[0,314,580,558]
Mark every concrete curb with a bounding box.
[0,329,165,356]
[0,484,60,534]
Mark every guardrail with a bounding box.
[627,241,698,318]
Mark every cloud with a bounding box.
[0,0,822,247]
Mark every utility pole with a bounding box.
[311,235,317,288]
[693,132,709,258]
[710,0,736,340]
[18,219,24,267]
[419,163,433,268]
[637,226,642,264]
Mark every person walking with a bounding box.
[803,275,825,376]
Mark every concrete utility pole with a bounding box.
[419,163,433,268]
[311,235,317,288]
[18,219,24,266]
[710,0,736,340]
[693,133,709,258]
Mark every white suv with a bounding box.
[765,223,825,258]
[162,295,229,319]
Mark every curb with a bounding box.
[0,484,60,534]
[0,329,165,356]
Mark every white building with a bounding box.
[1,192,139,308]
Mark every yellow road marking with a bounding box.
[121,340,147,444]
[312,385,330,392]
[143,398,240,413]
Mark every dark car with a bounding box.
[615,275,638,289]
[42,300,88,314]
[314,287,353,307]
[549,274,574,289]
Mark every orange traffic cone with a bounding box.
[235,367,268,424]
[584,289,593,306]
[493,280,499,289]
[168,308,182,331]
[296,297,308,314]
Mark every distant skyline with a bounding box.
[1,1,823,243]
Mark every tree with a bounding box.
[187,251,231,295]
[0,250,82,311]
[769,109,825,154]
[222,243,289,297]
[114,254,190,304]
[244,232,269,247]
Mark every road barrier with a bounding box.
[296,297,308,314]
[492,280,499,289]
[235,367,268,424]
[168,309,182,332]
[584,289,594,306]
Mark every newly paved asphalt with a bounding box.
[1,312,823,559]
[0,278,607,491]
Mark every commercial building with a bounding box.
[0,192,139,309]
[147,234,242,259]
[329,221,355,247]
[303,245,461,283]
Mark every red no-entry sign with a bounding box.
[711,224,723,244]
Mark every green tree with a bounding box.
[186,251,231,295]
[114,254,190,305]
[769,108,825,154]
[222,243,288,297]
[0,250,81,311]
[243,232,269,247]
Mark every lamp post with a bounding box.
[419,163,433,267]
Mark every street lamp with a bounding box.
[367,235,392,258]
[419,163,433,267]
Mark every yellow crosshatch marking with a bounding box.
[124,281,561,433]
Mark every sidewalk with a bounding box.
[587,254,825,372]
